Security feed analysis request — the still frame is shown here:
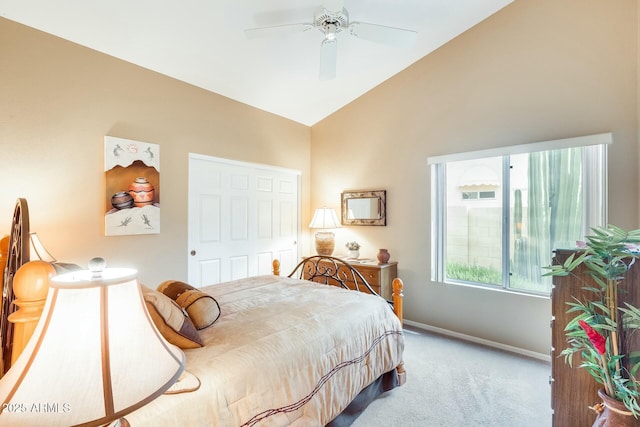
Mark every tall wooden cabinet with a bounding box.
[551,250,640,426]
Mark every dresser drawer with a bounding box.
[354,267,380,287]
[344,278,381,295]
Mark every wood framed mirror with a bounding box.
[341,190,386,226]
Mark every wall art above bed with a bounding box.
[104,136,160,236]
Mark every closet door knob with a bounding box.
[190,250,196,256]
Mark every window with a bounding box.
[462,191,496,200]
[429,133,610,295]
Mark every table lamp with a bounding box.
[28,232,56,263]
[0,258,185,426]
[309,207,341,256]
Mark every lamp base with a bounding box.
[315,231,335,256]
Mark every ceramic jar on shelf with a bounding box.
[129,177,155,207]
[377,249,390,264]
[110,191,134,210]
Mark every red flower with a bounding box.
[579,320,607,355]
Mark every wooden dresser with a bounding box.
[303,259,398,300]
[551,250,640,426]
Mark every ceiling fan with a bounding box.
[244,0,417,80]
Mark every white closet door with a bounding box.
[188,154,300,286]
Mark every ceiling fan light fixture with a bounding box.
[244,2,417,80]
[323,22,338,40]
[314,7,348,31]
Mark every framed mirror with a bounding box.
[341,190,386,226]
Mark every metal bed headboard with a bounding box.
[0,198,30,377]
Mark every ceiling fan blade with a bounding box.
[319,38,337,81]
[244,23,314,39]
[322,0,344,13]
[349,22,417,48]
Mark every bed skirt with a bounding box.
[326,369,399,427]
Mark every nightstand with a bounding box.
[349,261,398,300]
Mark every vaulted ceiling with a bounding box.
[0,0,513,126]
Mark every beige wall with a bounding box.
[2,0,638,356]
[0,18,311,287]
[311,0,639,355]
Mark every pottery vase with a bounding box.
[593,389,640,427]
[377,249,390,264]
[111,191,134,210]
[129,177,155,207]
[348,250,360,259]
[314,232,335,256]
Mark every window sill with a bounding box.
[441,279,551,300]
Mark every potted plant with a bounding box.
[546,225,640,425]
[345,241,360,259]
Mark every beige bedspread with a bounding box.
[126,275,404,426]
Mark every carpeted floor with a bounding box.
[352,326,552,427]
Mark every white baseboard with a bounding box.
[403,319,551,363]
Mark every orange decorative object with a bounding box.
[0,235,8,292]
[392,278,404,325]
[8,260,56,365]
[0,235,8,258]
[128,177,155,207]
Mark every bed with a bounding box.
[0,198,405,426]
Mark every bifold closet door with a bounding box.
[188,154,300,286]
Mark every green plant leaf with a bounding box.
[551,224,640,416]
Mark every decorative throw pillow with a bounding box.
[141,286,204,349]
[157,280,221,330]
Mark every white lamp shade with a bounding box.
[308,208,341,229]
[29,232,56,263]
[0,266,185,426]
